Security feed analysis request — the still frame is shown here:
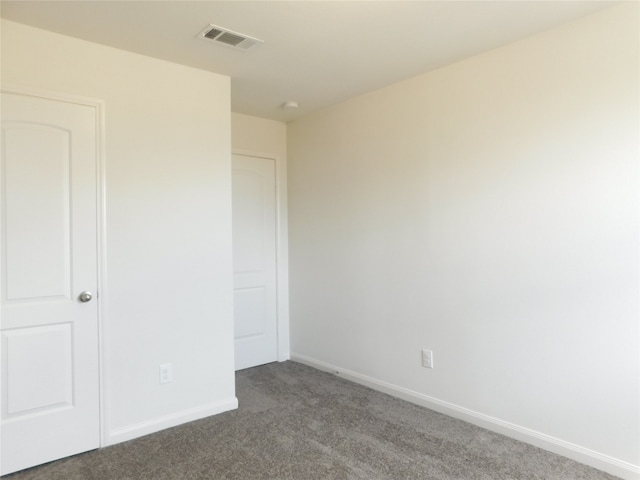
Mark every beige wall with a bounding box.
[288,3,639,476]
[232,113,287,159]
[1,20,236,443]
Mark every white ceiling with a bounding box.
[0,1,616,122]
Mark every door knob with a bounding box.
[78,291,93,303]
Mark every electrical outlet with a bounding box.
[421,349,433,369]
[159,363,173,384]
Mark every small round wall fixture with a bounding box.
[283,100,299,109]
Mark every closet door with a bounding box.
[232,154,278,370]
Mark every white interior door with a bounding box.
[232,154,278,371]
[1,91,100,475]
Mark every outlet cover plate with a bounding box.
[421,349,433,369]
[159,363,173,384]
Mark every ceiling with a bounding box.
[0,1,616,122]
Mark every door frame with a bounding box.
[0,85,108,449]
[232,150,290,363]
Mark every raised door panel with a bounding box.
[3,325,73,416]
[233,171,265,277]
[3,124,72,301]
[234,287,267,340]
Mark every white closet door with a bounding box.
[232,154,278,371]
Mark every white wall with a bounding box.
[231,113,290,361]
[1,20,236,443]
[288,3,639,478]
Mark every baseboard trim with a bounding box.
[105,397,238,446]
[291,353,639,480]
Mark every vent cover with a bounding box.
[197,24,263,51]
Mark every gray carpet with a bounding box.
[5,361,621,479]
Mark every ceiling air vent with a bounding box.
[197,24,263,51]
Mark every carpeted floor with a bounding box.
[5,361,621,479]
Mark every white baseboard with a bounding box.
[291,353,639,480]
[105,397,238,446]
